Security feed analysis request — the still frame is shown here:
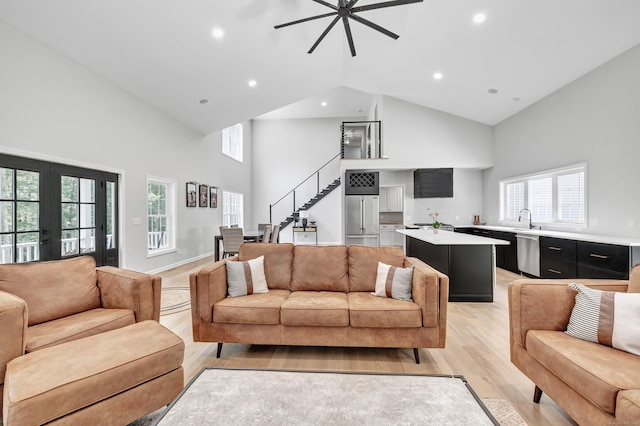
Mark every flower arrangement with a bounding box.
[429,211,442,229]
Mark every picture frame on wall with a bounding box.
[199,184,208,207]
[210,186,218,208]
[186,182,197,207]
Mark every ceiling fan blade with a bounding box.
[349,13,399,39]
[308,16,341,54]
[312,0,339,10]
[342,17,357,56]
[346,0,360,8]
[274,12,337,29]
[352,0,423,13]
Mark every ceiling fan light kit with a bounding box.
[274,0,424,57]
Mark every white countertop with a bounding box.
[466,225,640,247]
[397,229,511,246]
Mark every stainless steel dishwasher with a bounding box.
[516,234,540,277]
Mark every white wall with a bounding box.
[251,117,347,244]
[0,20,253,272]
[484,43,640,238]
[342,96,494,171]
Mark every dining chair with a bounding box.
[258,223,271,232]
[261,225,272,244]
[220,226,244,258]
[270,224,281,243]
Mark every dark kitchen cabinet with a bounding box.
[455,228,518,273]
[577,241,630,280]
[539,236,576,279]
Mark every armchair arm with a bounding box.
[0,290,27,404]
[96,266,162,322]
[508,278,629,353]
[404,257,449,334]
[189,259,229,325]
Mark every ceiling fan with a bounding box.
[274,0,424,57]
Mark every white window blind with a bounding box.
[222,123,243,162]
[500,164,586,227]
[222,191,243,227]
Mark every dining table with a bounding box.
[214,229,262,261]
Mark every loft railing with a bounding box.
[269,153,341,224]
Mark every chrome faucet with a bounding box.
[518,209,534,229]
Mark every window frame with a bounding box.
[222,123,243,163]
[146,176,177,257]
[222,190,243,227]
[499,163,587,230]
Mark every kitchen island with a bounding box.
[398,229,510,302]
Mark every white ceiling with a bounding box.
[1,1,640,134]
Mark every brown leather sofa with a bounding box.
[190,243,449,363]
[0,255,181,420]
[509,265,640,425]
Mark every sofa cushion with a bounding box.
[291,246,348,292]
[25,308,135,352]
[0,256,100,326]
[214,290,290,325]
[281,291,349,327]
[348,292,422,328]
[526,329,640,415]
[239,243,293,290]
[226,256,269,297]
[566,283,640,355]
[372,262,414,301]
[348,245,405,292]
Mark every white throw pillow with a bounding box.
[372,261,414,301]
[566,283,640,356]
[225,255,269,297]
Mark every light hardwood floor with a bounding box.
[158,258,576,426]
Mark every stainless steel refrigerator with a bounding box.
[345,195,379,246]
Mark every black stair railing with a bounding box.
[270,153,341,226]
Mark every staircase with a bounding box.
[278,178,341,229]
[269,153,341,228]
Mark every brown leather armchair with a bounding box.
[0,256,162,412]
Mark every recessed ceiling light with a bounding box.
[488,88,498,94]
[321,101,327,107]
[473,13,486,24]
[433,72,443,80]
[212,28,224,39]
[199,99,208,104]
[248,80,257,87]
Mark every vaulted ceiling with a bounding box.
[1,1,640,135]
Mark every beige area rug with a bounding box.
[138,368,527,425]
[160,287,190,316]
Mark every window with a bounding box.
[500,164,586,227]
[147,177,176,254]
[222,191,243,227]
[222,123,243,162]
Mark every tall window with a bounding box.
[222,191,243,227]
[500,164,586,227]
[222,123,243,162]
[147,177,176,254]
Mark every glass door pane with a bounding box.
[0,168,41,263]
[60,176,96,257]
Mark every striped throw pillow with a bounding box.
[566,283,640,355]
[372,262,414,301]
[225,255,269,297]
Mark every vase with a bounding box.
[433,228,439,234]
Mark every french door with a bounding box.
[0,154,119,266]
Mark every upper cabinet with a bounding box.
[379,186,404,212]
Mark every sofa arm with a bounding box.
[96,266,162,322]
[189,259,229,324]
[0,290,27,405]
[508,278,629,352]
[404,257,449,331]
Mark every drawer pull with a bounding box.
[548,247,563,251]
[590,253,610,259]
[548,269,562,275]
